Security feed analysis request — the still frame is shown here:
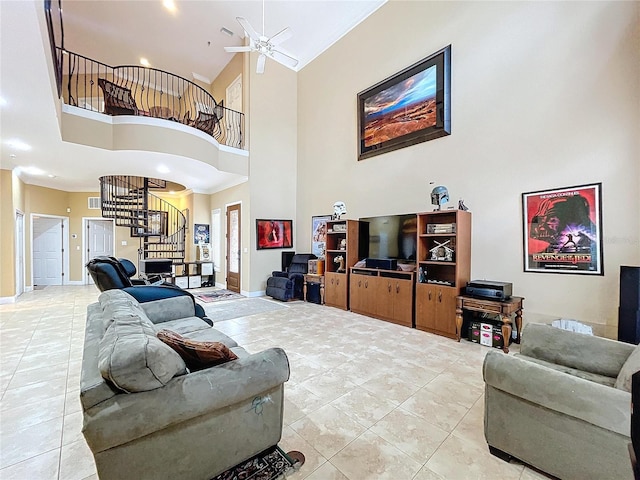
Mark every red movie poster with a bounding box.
[522,183,603,275]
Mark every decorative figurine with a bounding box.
[458,198,469,211]
[332,201,347,220]
[430,186,449,211]
[334,255,345,273]
[429,239,454,262]
[339,238,347,250]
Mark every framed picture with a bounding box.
[256,219,293,250]
[311,215,331,258]
[131,210,167,237]
[194,223,210,244]
[522,183,603,275]
[357,45,451,161]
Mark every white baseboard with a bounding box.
[25,286,34,292]
[241,290,266,298]
[0,296,16,304]
[66,281,84,286]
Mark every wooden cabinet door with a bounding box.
[434,287,458,336]
[415,283,437,330]
[325,272,348,309]
[375,277,394,321]
[393,278,413,327]
[350,274,365,313]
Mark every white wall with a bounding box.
[297,1,640,337]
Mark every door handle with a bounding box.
[331,278,335,285]
[358,280,361,287]
[388,282,391,293]
[364,280,368,288]
[428,290,432,301]
[438,291,442,302]
[396,283,400,294]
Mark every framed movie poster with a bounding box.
[522,183,603,275]
[311,215,331,258]
[194,224,210,244]
[256,219,293,250]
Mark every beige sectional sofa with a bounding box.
[483,323,639,480]
[81,289,290,480]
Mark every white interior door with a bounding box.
[86,219,114,284]
[33,217,63,286]
[15,212,24,296]
[226,74,242,148]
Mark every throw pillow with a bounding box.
[615,344,640,392]
[157,329,238,371]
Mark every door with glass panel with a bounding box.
[226,203,241,293]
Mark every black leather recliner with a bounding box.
[265,253,317,301]
[85,256,211,323]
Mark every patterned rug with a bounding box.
[211,447,304,480]
[194,289,244,303]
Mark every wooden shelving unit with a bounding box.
[324,219,368,310]
[415,210,471,339]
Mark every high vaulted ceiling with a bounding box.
[0,0,385,193]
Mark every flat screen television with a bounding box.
[359,213,417,264]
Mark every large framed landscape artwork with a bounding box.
[522,183,603,275]
[357,45,451,160]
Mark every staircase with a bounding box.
[100,175,186,263]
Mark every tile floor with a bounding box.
[0,286,551,480]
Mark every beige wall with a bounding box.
[211,53,243,107]
[297,0,640,337]
[247,52,298,293]
[0,170,16,296]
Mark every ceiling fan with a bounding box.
[224,1,299,74]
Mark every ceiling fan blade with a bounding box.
[269,27,292,46]
[236,17,261,41]
[269,48,299,68]
[256,53,266,74]
[224,46,252,53]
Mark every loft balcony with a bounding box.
[55,48,248,179]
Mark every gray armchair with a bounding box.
[483,323,639,480]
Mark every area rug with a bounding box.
[202,297,287,322]
[194,289,244,303]
[211,447,304,480]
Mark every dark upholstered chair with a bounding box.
[265,254,317,301]
[86,256,210,323]
[97,78,139,116]
[191,110,221,137]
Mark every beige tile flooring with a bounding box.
[0,286,550,480]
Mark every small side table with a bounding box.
[303,274,325,305]
[455,295,524,353]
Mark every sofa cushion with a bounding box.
[615,344,640,392]
[99,314,187,393]
[155,316,212,335]
[157,329,238,371]
[515,354,616,387]
[185,328,239,347]
[98,290,151,331]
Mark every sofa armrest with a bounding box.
[82,347,290,453]
[483,350,630,437]
[272,271,289,278]
[520,323,634,377]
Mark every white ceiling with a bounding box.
[0,0,385,193]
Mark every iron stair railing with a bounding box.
[100,176,186,263]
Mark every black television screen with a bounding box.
[359,214,417,263]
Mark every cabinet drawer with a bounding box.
[463,299,502,313]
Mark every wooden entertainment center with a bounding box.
[324,210,471,340]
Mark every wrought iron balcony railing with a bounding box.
[59,49,244,149]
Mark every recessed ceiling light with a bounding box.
[169,190,176,194]
[48,174,57,178]
[140,58,151,67]
[9,154,16,158]
[163,0,176,13]
[6,139,31,151]
[220,27,234,37]
[157,165,170,174]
